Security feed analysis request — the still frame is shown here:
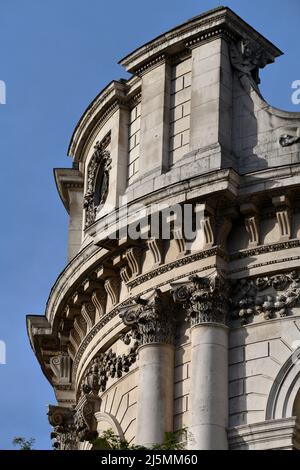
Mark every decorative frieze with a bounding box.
[80,340,138,395]
[230,239,300,261]
[231,271,300,324]
[173,272,230,326]
[119,289,175,346]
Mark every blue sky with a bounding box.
[0,0,299,450]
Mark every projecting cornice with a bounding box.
[118,6,282,74]
[54,168,84,214]
[67,77,141,163]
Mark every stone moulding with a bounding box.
[228,417,300,451]
[127,246,227,289]
[230,239,300,260]
[230,255,300,276]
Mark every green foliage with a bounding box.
[151,429,186,450]
[12,437,35,450]
[91,428,186,450]
[91,429,145,450]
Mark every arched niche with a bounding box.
[266,348,300,420]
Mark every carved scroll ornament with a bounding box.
[84,137,112,228]
[119,289,176,346]
[173,273,230,327]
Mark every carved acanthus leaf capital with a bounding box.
[48,405,77,450]
[119,289,176,346]
[173,273,230,327]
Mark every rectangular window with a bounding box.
[169,58,191,166]
[127,102,141,185]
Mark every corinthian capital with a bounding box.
[172,273,230,327]
[48,405,77,450]
[119,289,175,346]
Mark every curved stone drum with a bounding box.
[27,7,300,450]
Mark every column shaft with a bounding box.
[136,343,174,448]
[189,324,228,450]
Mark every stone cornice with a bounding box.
[92,168,240,242]
[68,81,142,163]
[230,239,300,261]
[54,168,84,214]
[128,247,228,289]
[119,7,281,74]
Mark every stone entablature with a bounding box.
[27,7,300,450]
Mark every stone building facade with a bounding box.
[27,7,300,450]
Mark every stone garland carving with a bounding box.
[173,273,230,326]
[119,289,176,346]
[279,134,300,147]
[231,271,300,324]
[84,137,112,228]
[80,340,138,396]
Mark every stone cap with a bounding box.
[119,6,282,74]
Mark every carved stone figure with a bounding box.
[279,134,300,147]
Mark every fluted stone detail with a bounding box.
[173,273,230,327]
[119,289,175,346]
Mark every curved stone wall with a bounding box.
[27,7,300,450]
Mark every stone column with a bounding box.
[119,289,175,448]
[173,273,229,450]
